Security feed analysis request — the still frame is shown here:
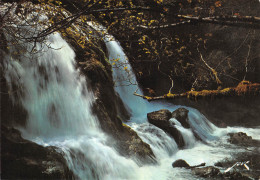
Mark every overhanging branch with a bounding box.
[137,15,260,30]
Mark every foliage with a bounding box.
[1,0,259,95]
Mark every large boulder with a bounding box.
[172,108,190,128]
[172,159,190,168]
[147,109,172,127]
[172,159,206,169]
[1,126,73,179]
[147,109,185,147]
[228,132,258,146]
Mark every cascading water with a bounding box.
[4,32,142,179]
[5,33,99,138]
[3,6,260,179]
[104,35,218,141]
[103,30,260,176]
[105,41,150,119]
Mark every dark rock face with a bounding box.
[228,132,260,147]
[1,126,74,179]
[214,162,224,167]
[172,159,190,168]
[222,171,251,180]
[172,159,252,180]
[55,21,155,163]
[229,132,253,146]
[147,109,185,147]
[214,146,260,180]
[229,132,252,144]
[172,159,206,169]
[172,108,190,128]
[192,166,220,178]
[147,109,172,126]
[116,124,156,164]
[192,166,251,180]
[0,64,28,127]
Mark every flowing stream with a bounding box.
[3,17,260,179]
[105,36,260,177]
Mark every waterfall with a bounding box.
[3,30,143,179]
[103,33,260,173]
[106,41,151,119]
[87,22,151,119]
[3,24,222,179]
[104,35,218,142]
[4,33,98,138]
[3,9,260,178]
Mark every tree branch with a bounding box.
[133,81,260,101]
[197,43,222,85]
[137,15,260,30]
[136,20,191,29]
[176,15,260,29]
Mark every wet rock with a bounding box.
[222,171,251,180]
[172,108,190,128]
[1,126,74,179]
[172,159,206,169]
[192,166,220,178]
[228,132,255,146]
[0,66,28,127]
[63,24,155,164]
[214,147,260,179]
[147,109,185,147]
[116,124,156,164]
[214,162,224,167]
[192,166,251,179]
[172,159,190,168]
[147,109,172,124]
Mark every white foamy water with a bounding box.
[3,29,140,179]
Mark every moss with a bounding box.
[122,123,131,129]
[121,124,155,161]
[145,96,153,100]
[176,81,259,101]
[235,81,260,96]
[166,92,174,98]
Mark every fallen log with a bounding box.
[134,81,260,101]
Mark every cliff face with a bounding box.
[62,23,155,163]
[1,126,74,179]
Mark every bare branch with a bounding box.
[176,15,260,29]
[197,43,222,85]
[136,20,191,29]
[137,14,260,30]
[243,41,252,81]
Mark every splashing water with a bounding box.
[3,31,145,179]
[104,35,218,140]
[5,33,98,138]
[103,32,260,179]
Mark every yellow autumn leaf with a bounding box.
[215,1,221,7]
